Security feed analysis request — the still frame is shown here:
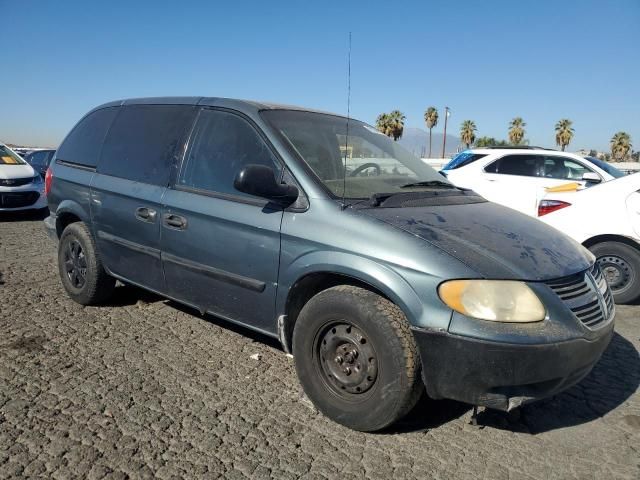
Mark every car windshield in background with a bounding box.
[441,151,488,171]
[262,110,450,199]
[585,156,625,178]
[0,145,27,165]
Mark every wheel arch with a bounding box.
[54,200,90,238]
[276,258,430,354]
[583,234,640,251]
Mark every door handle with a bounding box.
[135,207,157,223]
[163,213,188,230]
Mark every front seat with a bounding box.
[545,160,569,179]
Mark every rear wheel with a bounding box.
[58,222,115,305]
[590,241,640,304]
[292,285,423,431]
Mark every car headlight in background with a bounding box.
[438,280,545,322]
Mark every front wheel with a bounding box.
[590,241,640,304]
[292,285,423,431]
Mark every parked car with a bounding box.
[582,156,627,179]
[0,143,47,211]
[441,147,623,216]
[44,98,614,431]
[12,147,32,158]
[24,149,56,177]
[538,173,640,304]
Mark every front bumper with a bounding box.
[413,323,614,411]
[0,183,46,211]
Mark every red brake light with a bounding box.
[538,199,571,216]
[44,168,53,196]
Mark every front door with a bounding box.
[161,108,284,334]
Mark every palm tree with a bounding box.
[475,136,508,147]
[460,120,477,148]
[508,117,526,145]
[424,107,439,157]
[555,119,574,151]
[376,111,406,141]
[388,110,406,141]
[610,132,632,161]
[375,113,391,138]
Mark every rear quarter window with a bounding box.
[99,105,195,186]
[56,107,118,168]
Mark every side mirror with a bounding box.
[582,172,602,184]
[234,164,298,204]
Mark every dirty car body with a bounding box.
[44,97,615,429]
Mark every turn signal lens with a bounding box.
[438,280,545,322]
[538,199,571,217]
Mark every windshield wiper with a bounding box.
[399,180,456,189]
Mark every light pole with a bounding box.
[441,106,450,158]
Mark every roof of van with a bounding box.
[92,97,341,117]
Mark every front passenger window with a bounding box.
[179,109,281,197]
[543,157,592,180]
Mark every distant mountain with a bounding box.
[398,127,461,158]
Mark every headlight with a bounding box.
[438,280,545,322]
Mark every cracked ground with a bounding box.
[0,211,639,479]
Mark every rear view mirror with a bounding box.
[234,164,298,204]
[582,172,601,184]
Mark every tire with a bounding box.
[590,241,640,304]
[292,285,423,432]
[58,222,115,305]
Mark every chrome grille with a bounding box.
[545,264,613,329]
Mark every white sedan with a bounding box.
[538,173,640,304]
[441,147,624,216]
[0,143,47,212]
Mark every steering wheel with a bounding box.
[350,162,381,177]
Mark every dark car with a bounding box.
[24,149,56,177]
[44,97,615,431]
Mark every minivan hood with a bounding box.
[0,164,35,180]
[359,201,592,281]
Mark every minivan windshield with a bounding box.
[0,145,27,165]
[262,110,451,199]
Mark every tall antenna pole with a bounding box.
[441,106,450,158]
[341,32,352,210]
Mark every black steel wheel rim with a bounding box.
[597,255,632,292]
[64,239,87,289]
[315,322,378,397]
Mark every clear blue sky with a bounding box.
[2,0,638,152]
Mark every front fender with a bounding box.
[276,250,453,331]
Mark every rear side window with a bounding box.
[99,105,195,185]
[178,109,281,197]
[56,108,118,168]
[485,154,543,176]
[442,151,487,170]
